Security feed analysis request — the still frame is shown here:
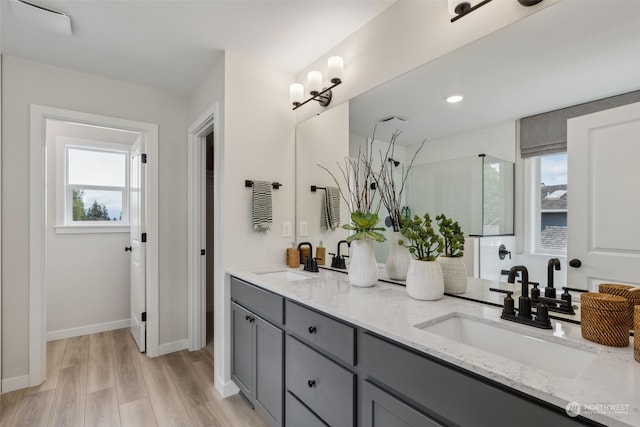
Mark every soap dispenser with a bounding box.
[286,242,300,268]
[297,242,313,265]
[316,241,326,266]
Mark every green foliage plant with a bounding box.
[343,210,386,243]
[399,213,443,261]
[435,214,465,257]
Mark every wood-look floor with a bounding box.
[0,329,269,427]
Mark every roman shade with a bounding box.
[519,90,640,158]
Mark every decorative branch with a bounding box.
[371,125,426,232]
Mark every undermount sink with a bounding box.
[415,313,598,379]
[255,270,313,281]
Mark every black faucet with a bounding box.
[330,240,350,270]
[490,265,552,329]
[303,257,319,273]
[545,258,561,298]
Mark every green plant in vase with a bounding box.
[435,214,465,257]
[343,210,386,243]
[435,213,468,294]
[399,213,444,300]
[399,213,444,261]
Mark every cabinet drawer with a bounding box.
[286,335,355,427]
[362,380,443,427]
[285,391,327,427]
[285,300,355,365]
[362,333,594,427]
[231,276,284,325]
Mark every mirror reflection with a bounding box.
[295,1,640,309]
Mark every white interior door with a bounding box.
[567,102,640,289]
[130,137,146,352]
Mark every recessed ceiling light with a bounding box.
[446,95,464,104]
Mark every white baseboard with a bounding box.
[2,374,30,393]
[215,376,240,398]
[158,338,188,356]
[47,319,130,341]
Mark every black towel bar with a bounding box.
[245,180,282,189]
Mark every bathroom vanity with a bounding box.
[228,268,638,427]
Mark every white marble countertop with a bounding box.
[228,266,639,427]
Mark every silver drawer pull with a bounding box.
[307,379,316,388]
[308,326,317,334]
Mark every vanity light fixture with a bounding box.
[290,56,343,110]
[449,0,542,23]
[446,95,464,103]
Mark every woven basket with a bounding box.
[599,283,640,330]
[635,306,640,362]
[581,293,629,347]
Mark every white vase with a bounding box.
[385,231,411,281]
[405,259,444,300]
[348,238,379,287]
[437,256,468,294]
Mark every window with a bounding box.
[528,153,568,254]
[57,137,130,232]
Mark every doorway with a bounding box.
[29,105,160,386]
[205,131,214,355]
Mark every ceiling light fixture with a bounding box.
[449,0,543,23]
[446,95,464,103]
[9,0,72,35]
[290,56,343,110]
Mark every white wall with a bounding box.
[1,56,190,381]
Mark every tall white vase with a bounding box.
[386,231,411,281]
[437,256,468,294]
[405,259,444,300]
[348,238,378,287]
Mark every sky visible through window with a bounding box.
[540,153,567,186]
[68,148,126,220]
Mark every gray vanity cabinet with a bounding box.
[231,277,284,427]
[361,332,601,427]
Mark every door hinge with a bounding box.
[141,312,147,322]
[141,153,148,164]
[201,249,206,256]
[142,233,147,243]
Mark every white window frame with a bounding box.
[523,154,567,256]
[55,137,130,234]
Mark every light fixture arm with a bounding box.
[292,79,341,111]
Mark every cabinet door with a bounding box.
[362,381,443,427]
[255,317,284,427]
[231,302,254,400]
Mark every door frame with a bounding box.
[29,105,160,386]
[187,103,220,352]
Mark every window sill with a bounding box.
[54,224,130,234]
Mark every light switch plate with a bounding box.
[282,221,291,237]
[299,221,308,237]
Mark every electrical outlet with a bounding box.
[282,221,291,237]
[299,221,308,237]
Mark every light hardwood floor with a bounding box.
[0,329,269,427]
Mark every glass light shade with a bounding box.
[307,71,323,95]
[327,56,343,83]
[290,83,304,105]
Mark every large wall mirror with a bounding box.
[295,1,640,296]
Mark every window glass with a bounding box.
[71,188,124,222]
[68,147,126,187]
[538,153,567,252]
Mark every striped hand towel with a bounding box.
[321,186,341,231]
[252,181,272,232]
